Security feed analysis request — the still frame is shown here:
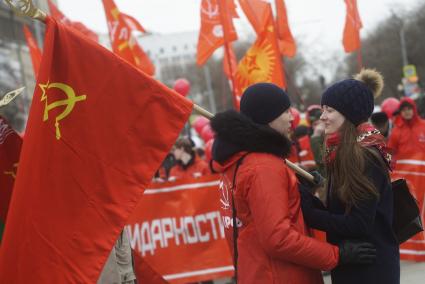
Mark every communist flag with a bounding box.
[275,0,296,57]
[235,7,286,96]
[196,0,238,66]
[133,249,169,284]
[0,116,22,244]
[102,0,155,76]
[343,0,363,52]
[48,0,99,42]
[0,16,192,283]
[22,25,42,76]
[121,13,146,33]
[238,0,269,35]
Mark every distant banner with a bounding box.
[126,175,234,283]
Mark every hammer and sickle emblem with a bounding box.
[39,81,86,140]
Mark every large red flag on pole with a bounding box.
[0,116,22,244]
[238,0,269,35]
[102,0,155,76]
[47,0,99,42]
[0,16,192,283]
[22,25,42,76]
[343,0,363,52]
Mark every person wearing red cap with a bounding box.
[388,97,425,261]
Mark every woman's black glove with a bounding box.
[296,170,325,194]
[338,240,377,265]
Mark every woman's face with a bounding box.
[268,108,294,136]
[320,105,346,135]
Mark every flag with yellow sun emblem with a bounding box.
[235,8,286,106]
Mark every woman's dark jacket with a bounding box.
[301,148,400,284]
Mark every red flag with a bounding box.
[102,0,155,76]
[238,0,269,35]
[133,249,168,284]
[196,0,238,65]
[343,0,363,52]
[222,43,242,109]
[235,7,286,94]
[22,25,42,76]
[121,13,146,33]
[275,0,296,57]
[0,16,192,283]
[0,116,22,243]
[47,0,99,42]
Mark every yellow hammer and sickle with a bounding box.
[39,81,86,140]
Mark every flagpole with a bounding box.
[217,0,238,109]
[7,0,314,183]
[357,46,363,72]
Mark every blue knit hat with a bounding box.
[240,83,291,125]
[321,69,384,126]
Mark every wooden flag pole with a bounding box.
[7,0,314,182]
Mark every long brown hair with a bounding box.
[326,120,379,210]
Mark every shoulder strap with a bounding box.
[231,153,249,283]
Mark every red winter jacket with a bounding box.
[215,152,339,284]
[388,97,425,159]
[168,156,210,181]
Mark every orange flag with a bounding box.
[0,116,22,244]
[121,13,146,33]
[22,25,42,76]
[0,16,192,283]
[133,249,169,284]
[343,0,363,52]
[222,43,242,109]
[47,0,99,42]
[275,0,296,57]
[196,0,238,66]
[102,0,155,76]
[238,0,269,35]
[235,7,286,96]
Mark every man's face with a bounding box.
[400,106,414,121]
[268,109,294,136]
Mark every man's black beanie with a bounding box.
[240,83,291,125]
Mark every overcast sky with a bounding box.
[56,0,421,76]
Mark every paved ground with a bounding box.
[323,261,425,283]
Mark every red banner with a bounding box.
[127,175,234,283]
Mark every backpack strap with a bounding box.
[231,153,249,283]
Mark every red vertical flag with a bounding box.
[0,16,192,283]
[275,0,296,57]
[22,25,42,76]
[235,7,286,93]
[0,116,22,243]
[343,0,363,52]
[196,0,238,65]
[47,0,99,42]
[121,13,146,33]
[102,0,155,76]
[238,0,269,35]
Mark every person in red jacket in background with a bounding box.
[168,137,210,181]
[388,97,425,261]
[210,83,376,284]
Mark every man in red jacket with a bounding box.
[389,97,425,261]
[210,83,376,283]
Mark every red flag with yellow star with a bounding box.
[0,116,22,244]
[102,0,155,75]
[0,16,192,283]
[235,7,286,95]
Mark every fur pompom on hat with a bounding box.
[321,69,384,125]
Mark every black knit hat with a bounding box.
[240,83,291,125]
[321,69,384,126]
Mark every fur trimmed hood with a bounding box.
[210,110,292,163]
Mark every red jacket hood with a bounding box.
[394,97,419,127]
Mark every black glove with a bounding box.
[338,240,376,265]
[296,171,325,194]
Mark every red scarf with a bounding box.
[325,122,393,169]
